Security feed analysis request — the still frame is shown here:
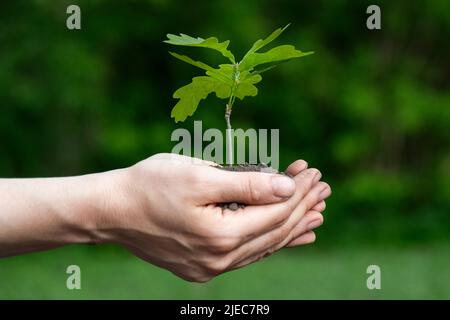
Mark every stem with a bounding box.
[225,63,239,166]
[225,104,233,165]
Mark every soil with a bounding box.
[215,163,293,211]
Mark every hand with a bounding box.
[97,154,331,282]
[283,160,330,247]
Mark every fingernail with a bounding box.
[313,171,322,184]
[320,186,331,197]
[271,175,296,197]
[307,219,323,230]
[299,161,308,171]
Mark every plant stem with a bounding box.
[225,63,239,166]
[225,103,233,165]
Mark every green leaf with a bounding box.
[240,45,314,72]
[169,52,215,72]
[235,72,262,100]
[250,63,279,74]
[243,24,290,57]
[207,64,234,82]
[206,64,235,83]
[171,76,231,122]
[164,33,235,63]
[169,53,233,85]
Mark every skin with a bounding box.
[0,153,331,282]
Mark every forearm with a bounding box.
[0,171,123,257]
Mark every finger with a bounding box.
[232,210,322,269]
[199,167,302,205]
[285,211,323,245]
[226,181,329,268]
[312,200,326,212]
[268,183,329,251]
[230,229,317,270]
[286,231,316,247]
[288,181,330,217]
[225,168,323,241]
[285,160,308,176]
[231,228,318,270]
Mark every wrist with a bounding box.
[63,168,131,245]
[81,167,140,245]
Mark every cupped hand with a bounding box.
[97,154,331,282]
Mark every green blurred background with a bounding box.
[0,0,449,299]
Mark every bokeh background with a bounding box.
[0,0,449,299]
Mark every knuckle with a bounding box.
[176,270,207,283]
[243,176,262,203]
[186,172,201,186]
[199,218,241,252]
[185,274,213,283]
[203,257,230,276]
[184,168,204,187]
[209,236,239,253]
[292,160,308,173]
[273,210,290,228]
[260,247,277,262]
[266,247,277,256]
[309,168,321,179]
[272,226,290,245]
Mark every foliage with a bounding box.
[164,25,313,122]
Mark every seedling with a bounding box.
[164,24,313,165]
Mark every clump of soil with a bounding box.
[216,163,293,211]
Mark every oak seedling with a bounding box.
[164,24,313,164]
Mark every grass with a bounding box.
[1,243,450,299]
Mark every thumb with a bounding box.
[203,167,296,205]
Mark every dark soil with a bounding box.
[215,163,293,211]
